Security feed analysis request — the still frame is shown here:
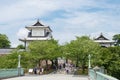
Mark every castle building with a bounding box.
[94,33,114,47]
[19,20,53,49]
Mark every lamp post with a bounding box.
[18,55,21,76]
[88,54,91,76]
[88,54,91,68]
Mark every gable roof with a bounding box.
[94,33,109,40]
[33,20,44,26]
[25,20,52,32]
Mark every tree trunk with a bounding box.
[81,60,85,74]
[55,58,58,69]
[46,60,49,71]
[51,60,54,69]
[39,59,41,67]
[66,58,68,63]
[76,55,79,67]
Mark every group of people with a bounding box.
[30,63,75,75]
[58,63,75,74]
[33,67,44,75]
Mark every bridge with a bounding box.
[0,68,118,80]
[3,74,89,80]
[0,54,118,80]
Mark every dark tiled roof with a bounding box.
[94,33,109,40]
[33,20,44,26]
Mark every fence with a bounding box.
[89,69,118,80]
[0,68,24,79]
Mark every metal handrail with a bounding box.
[0,68,24,79]
[89,69,118,80]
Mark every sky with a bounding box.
[0,0,120,47]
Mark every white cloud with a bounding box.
[17,28,28,39]
[0,0,58,23]
[0,0,102,23]
[0,0,119,47]
[49,9,120,44]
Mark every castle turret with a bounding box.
[94,33,114,47]
[19,20,53,49]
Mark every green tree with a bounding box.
[0,34,10,48]
[95,48,112,69]
[113,34,120,46]
[28,39,61,68]
[17,44,25,49]
[63,36,100,73]
[0,50,35,71]
[107,47,120,79]
[95,47,120,79]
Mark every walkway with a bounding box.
[3,74,89,80]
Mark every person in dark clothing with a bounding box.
[59,64,62,70]
[33,67,37,74]
[63,63,65,68]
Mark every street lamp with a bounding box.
[18,55,21,76]
[88,54,91,68]
[88,54,91,76]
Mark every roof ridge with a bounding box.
[33,20,44,26]
[94,33,109,40]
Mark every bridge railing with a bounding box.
[89,69,118,80]
[0,68,24,79]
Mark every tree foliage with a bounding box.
[94,47,120,79]
[28,39,61,67]
[63,36,100,73]
[0,50,33,69]
[0,35,120,79]
[113,34,120,46]
[0,34,10,48]
[17,44,25,49]
[106,47,120,79]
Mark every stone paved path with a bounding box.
[3,74,89,80]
